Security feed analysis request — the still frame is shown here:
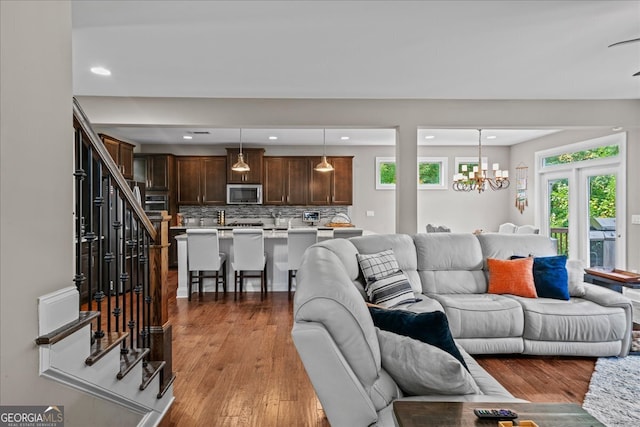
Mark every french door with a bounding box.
[540,166,624,268]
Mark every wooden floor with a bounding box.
[162,270,596,426]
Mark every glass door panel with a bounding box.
[548,177,569,256]
[586,173,617,268]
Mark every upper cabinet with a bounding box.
[99,134,135,180]
[226,148,264,184]
[134,154,174,192]
[309,156,353,206]
[263,157,308,205]
[176,156,227,205]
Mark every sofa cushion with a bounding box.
[368,306,467,369]
[431,294,524,339]
[357,249,401,282]
[414,233,486,294]
[351,234,421,293]
[510,296,627,342]
[512,255,570,300]
[295,243,382,393]
[487,257,537,298]
[376,328,481,396]
[476,233,557,264]
[566,259,587,297]
[313,238,362,281]
[366,270,416,308]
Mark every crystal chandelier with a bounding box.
[452,129,510,193]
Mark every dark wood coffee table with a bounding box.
[393,401,605,427]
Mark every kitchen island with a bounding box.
[173,227,363,298]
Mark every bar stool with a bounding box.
[287,228,318,296]
[332,228,363,239]
[232,229,267,300]
[186,229,227,301]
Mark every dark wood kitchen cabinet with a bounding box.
[309,156,353,205]
[134,154,174,192]
[226,148,264,184]
[263,157,308,205]
[99,134,135,180]
[176,156,226,205]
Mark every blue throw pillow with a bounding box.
[511,255,569,300]
[368,306,468,371]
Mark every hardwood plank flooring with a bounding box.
[162,270,596,426]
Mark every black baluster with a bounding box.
[93,162,105,340]
[73,128,86,303]
[127,207,136,350]
[113,187,122,335]
[104,176,114,334]
[85,144,96,312]
[135,222,143,346]
[144,231,151,365]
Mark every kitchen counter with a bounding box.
[174,227,371,298]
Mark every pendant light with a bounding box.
[314,129,334,172]
[231,128,250,172]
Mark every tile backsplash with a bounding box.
[179,205,350,225]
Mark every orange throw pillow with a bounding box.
[487,257,537,298]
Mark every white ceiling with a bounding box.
[94,126,560,146]
[72,1,639,146]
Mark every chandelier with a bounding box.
[452,129,510,193]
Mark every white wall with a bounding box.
[0,2,141,425]
[417,145,511,233]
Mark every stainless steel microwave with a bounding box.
[226,184,263,205]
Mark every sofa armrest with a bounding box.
[292,322,379,427]
[581,283,633,356]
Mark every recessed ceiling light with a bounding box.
[341,136,350,140]
[424,135,435,140]
[90,66,111,76]
[183,135,193,140]
[486,135,497,140]
[612,126,623,131]
[268,136,278,140]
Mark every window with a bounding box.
[543,144,619,167]
[418,157,447,190]
[376,157,396,190]
[454,156,488,175]
[376,157,449,190]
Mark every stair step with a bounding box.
[157,372,176,399]
[140,360,165,391]
[86,332,128,366]
[117,347,150,380]
[35,311,100,345]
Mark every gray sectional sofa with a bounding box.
[291,233,633,427]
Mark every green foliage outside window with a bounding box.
[549,174,616,229]
[379,162,396,184]
[419,162,440,184]
[544,145,619,166]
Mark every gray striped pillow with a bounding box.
[366,270,415,308]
